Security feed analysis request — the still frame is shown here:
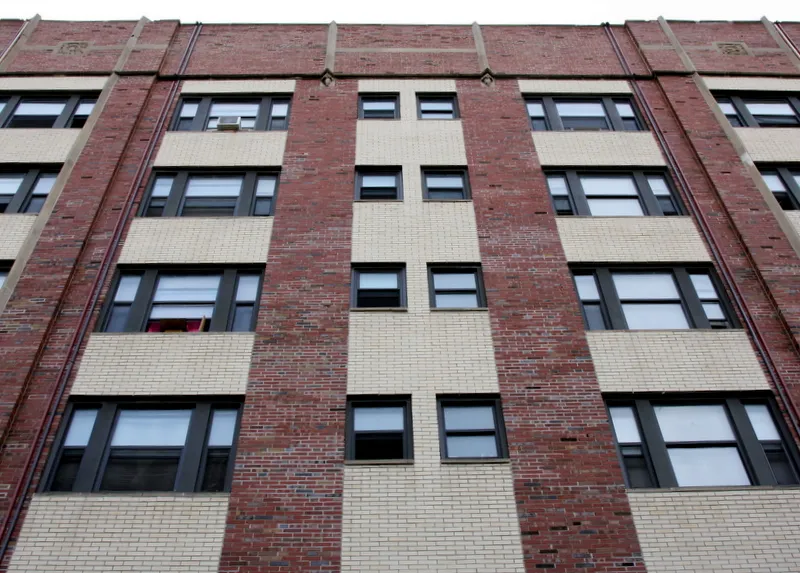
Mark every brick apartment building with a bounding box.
[0,13,798,573]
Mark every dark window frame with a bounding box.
[351,265,407,309]
[546,169,684,216]
[171,94,292,132]
[416,94,460,120]
[758,166,800,211]
[525,95,644,132]
[345,395,413,461]
[0,94,97,129]
[436,395,509,461]
[97,266,264,333]
[0,167,60,214]
[354,167,403,201]
[41,397,242,493]
[606,393,800,489]
[428,264,487,309]
[139,170,280,217]
[358,93,400,120]
[716,94,800,128]
[421,167,471,201]
[571,264,739,331]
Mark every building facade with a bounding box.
[0,14,798,573]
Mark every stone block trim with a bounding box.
[153,131,287,167]
[0,215,36,260]
[518,79,632,94]
[0,129,79,163]
[556,216,711,262]
[7,493,229,572]
[786,211,800,238]
[356,120,467,165]
[587,330,769,393]
[736,127,800,162]
[358,78,456,120]
[628,489,800,573]
[703,76,800,92]
[181,79,296,94]
[71,333,255,396]
[118,217,273,264]
[0,76,108,91]
[533,131,666,166]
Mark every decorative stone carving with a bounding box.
[57,42,90,55]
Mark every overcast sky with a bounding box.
[4,0,800,25]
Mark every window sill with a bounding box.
[344,459,414,466]
[353,199,404,203]
[430,307,488,312]
[627,484,800,493]
[441,457,510,465]
[350,307,408,312]
[38,491,231,497]
[422,199,472,203]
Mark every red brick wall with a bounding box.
[218,78,356,573]
[458,77,646,573]
[0,21,24,57]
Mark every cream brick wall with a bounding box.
[785,211,800,237]
[736,127,800,162]
[628,489,800,573]
[154,132,287,167]
[587,330,769,393]
[533,131,666,166]
[0,76,108,92]
[356,121,467,165]
[358,79,456,120]
[0,214,36,259]
[342,393,524,573]
[704,76,800,92]
[8,493,228,573]
[72,333,255,395]
[0,129,79,163]
[518,79,632,94]
[556,217,710,262]
[119,217,272,264]
[181,79,296,94]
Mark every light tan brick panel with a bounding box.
[0,76,108,91]
[736,128,800,163]
[0,129,79,163]
[557,217,710,262]
[72,333,255,395]
[358,78,456,120]
[704,76,800,92]
[154,132,287,167]
[0,214,36,259]
[118,218,273,264]
[8,493,228,573]
[356,121,467,165]
[532,132,665,166]
[629,489,800,573]
[587,330,769,393]
[785,211,800,238]
[518,79,632,94]
[181,79,296,94]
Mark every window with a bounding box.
[100,268,262,333]
[607,396,799,488]
[0,265,8,289]
[547,171,681,216]
[173,96,291,131]
[526,96,642,132]
[422,168,470,200]
[429,265,486,309]
[359,94,399,119]
[437,396,507,460]
[0,95,96,128]
[0,170,58,214]
[346,397,412,461]
[141,172,278,217]
[417,95,459,119]
[760,167,800,211]
[573,266,735,330]
[355,168,402,200]
[716,95,800,128]
[352,266,406,308]
[44,399,240,493]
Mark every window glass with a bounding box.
[745,102,795,116]
[702,303,725,320]
[587,199,644,216]
[444,406,495,431]
[74,102,95,117]
[621,304,689,329]
[668,447,750,486]
[581,176,638,196]
[426,175,464,189]
[0,174,24,197]
[354,406,404,431]
[208,409,238,446]
[256,176,276,197]
[689,274,716,299]
[575,275,600,300]
[153,275,220,302]
[363,100,395,112]
[547,176,568,196]
[209,102,259,118]
[718,101,737,116]
[762,173,786,192]
[63,409,98,447]
[446,435,498,458]
[745,404,781,441]
[185,177,242,197]
[271,102,289,118]
[362,175,396,188]
[433,273,476,290]
[111,410,192,446]
[527,102,545,117]
[0,271,7,289]
[180,102,199,118]
[359,272,398,289]
[647,175,671,196]
[14,102,66,116]
[615,102,635,117]
[421,101,453,111]
[32,174,57,196]
[114,275,141,302]
[609,407,641,443]
[435,294,478,308]
[556,102,605,117]
[613,273,679,300]
[655,405,735,442]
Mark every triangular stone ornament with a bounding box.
[321,69,335,87]
[480,68,495,87]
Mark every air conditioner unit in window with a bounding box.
[216,116,241,131]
